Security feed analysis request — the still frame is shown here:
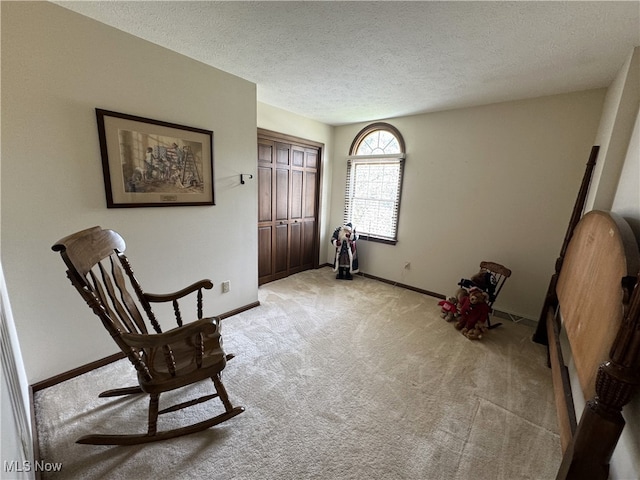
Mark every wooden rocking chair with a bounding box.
[52,226,244,445]
[458,261,512,329]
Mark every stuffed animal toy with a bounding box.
[455,287,491,338]
[462,323,489,340]
[470,270,492,290]
[454,288,469,315]
[331,223,359,280]
[438,288,469,321]
[438,297,457,321]
[458,269,497,300]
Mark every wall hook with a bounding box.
[240,174,253,185]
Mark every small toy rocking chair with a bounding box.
[458,261,512,329]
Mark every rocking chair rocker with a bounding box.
[52,226,244,445]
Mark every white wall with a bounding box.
[608,109,640,480]
[257,102,334,264]
[588,47,640,480]
[330,90,605,319]
[611,107,640,237]
[1,2,258,383]
[587,48,640,212]
[2,3,637,475]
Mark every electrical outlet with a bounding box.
[404,262,411,270]
[221,281,230,293]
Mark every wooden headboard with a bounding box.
[545,210,640,480]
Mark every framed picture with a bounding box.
[96,109,214,207]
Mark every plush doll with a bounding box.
[438,288,468,321]
[438,297,458,321]
[462,323,489,340]
[454,288,469,317]
[455,287,491,339]
[458,269,497,300]
[331,223,359,280]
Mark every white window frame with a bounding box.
[345,123,406,245]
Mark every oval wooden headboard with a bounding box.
[556,210,640,401]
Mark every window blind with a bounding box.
[344,154,405,243]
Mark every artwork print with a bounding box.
[96,109,214,207]
[120,130,204,194]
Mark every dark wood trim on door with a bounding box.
[258,128,324,149]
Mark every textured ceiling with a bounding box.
[54,1,640,126]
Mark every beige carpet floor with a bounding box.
[34,267,561,479]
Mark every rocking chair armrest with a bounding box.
[143,279,214,303]
[120,317,220,349]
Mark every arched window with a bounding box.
[345,123,405,244]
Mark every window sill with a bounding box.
[357,234,397,245]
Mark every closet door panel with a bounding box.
[291,170,304,221]
[289,221,303,272]
[274,224,289,279]
[275,168,289,221]
[292,146,305,167]
[304,171,317,219]
[258,226,273,281]
[305,148,318,169]
[258,166,272,222]
[301,220,316,269]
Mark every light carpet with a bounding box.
[34,268,561,479]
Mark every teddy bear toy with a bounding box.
[455,287,491,339]
[438,288,469,321]
[462,323,489,340]
[331,223,359,280]
[453,288,469,317]
[438,297,457,321]
[458,269,497,300]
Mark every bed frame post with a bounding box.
[533,145,599,345]
[556,274,640,480]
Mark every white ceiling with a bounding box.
[54,1,640,126]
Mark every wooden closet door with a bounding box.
[301,148,318,270]
[257,140,291,284]
[258,132,321,285]
[258,140,275,284]
[289,146,318,273]
[288,146,305,274]
[274,142,291,280]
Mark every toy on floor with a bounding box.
[455,287,491,340]
[438,297,457,321]
[448,261,512,333]
[438,288,468,322]
[458,269,497,301]
[331,223,359,280]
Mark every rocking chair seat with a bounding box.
[123,317,228,394]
